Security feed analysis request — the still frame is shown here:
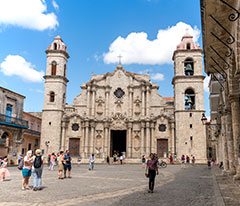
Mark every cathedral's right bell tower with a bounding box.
[172,33,207,163]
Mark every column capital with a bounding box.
[85,121,89,127]
[150,122,155,129]
[90,122,96,128]
[87,85,91,91]
[141,122,145,127]
[142,86,146,92]
[91,86,96,92]
[128,122,133,128]
[146,85,151,92]
[146,121,150,128]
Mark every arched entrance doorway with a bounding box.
[0,132,10,157]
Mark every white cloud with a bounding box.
[103,22,200,65]
[0,0,59,31]
[138,69,152,75]
[0,55,44,83]
[151,73,164,81]
[52,0,59,11]
[204,75,210,92]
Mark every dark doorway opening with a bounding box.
[110,130,126,157]
[157,139,168,158]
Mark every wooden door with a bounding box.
[157,139,168,157]
[69,138,80,157]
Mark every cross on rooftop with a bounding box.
[117,54,122,64]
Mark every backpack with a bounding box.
[17,158,24,170]
[34,155,42,169]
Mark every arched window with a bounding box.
[184,58,194,76]
[185,89,195,110]
[51,61,57,75]
[54,43,57,50]
[50,92,55,102]
[0,132,9,147]
[186,43,191,50]
[64,64,67,77]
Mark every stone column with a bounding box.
[104,122,109,158]
[141,122,145,156]
[127,122,133,158]
[141,87,145,116]
[86,86,91,117]
[81,122,85,158]
[225,109,236,174]
[229,95,240,180]
[105,87,110,118]
[146,121,150,155]
[170,122,175,155]
[220,112,229,171]
[150,122,155,153]
[90,122,95,154]
[146,86,150,117]
[61,122,67,151]
[129,87,133,118]
[84,121,89,157]
[92,86,96,118]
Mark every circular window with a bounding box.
[72,123,79,131]
[159,124,166,132]
[114,88,125,98]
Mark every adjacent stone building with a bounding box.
[201,0,240,179]
[0,86,28,163]
[40,34,207,163]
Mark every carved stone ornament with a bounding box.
[134,135,140,151]
[110,112,127,130]
[96,96,105,115]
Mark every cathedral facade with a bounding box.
[40,34,207,163]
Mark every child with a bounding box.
[0,157,10,182]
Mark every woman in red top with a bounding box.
[146,153,159,193]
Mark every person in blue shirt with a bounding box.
[64,150,72,178]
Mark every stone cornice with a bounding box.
[43,75,69,83]
[172,75,205,84]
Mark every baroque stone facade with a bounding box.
[40,35,207,163]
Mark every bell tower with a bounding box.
[172,33,207,163]
[40,35,69,155]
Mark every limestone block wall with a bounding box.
[175,111,207,163]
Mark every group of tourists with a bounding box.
[181,154,196,168]
[112,151,125,165]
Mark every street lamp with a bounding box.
[201,113,221,126]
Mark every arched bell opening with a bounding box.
[185,89,195,110]
[184,58,194,76]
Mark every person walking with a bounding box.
[106,156,110,165]
[170,155,174,164]
[64,150,72,178]
[58,151,65,179]
[120,155,123,165]
[145,153,159,193]
[48,153,56,171]
[0,157,10,182]
[181,155,185,169]
[89,154,95,170]
[22,150,33,190]
[142,155,146,168]
[32,149,44,191]
[191,155,195,166]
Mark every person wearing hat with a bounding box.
[32,149,44,191]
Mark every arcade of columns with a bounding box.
[201,0,240,180]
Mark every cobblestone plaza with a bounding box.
[1,164,240,206]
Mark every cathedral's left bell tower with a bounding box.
[40,35,69,155]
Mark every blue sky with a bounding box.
[0,0,210,115]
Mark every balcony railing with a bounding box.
[0,114,28,129]
[24,129,40,136]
